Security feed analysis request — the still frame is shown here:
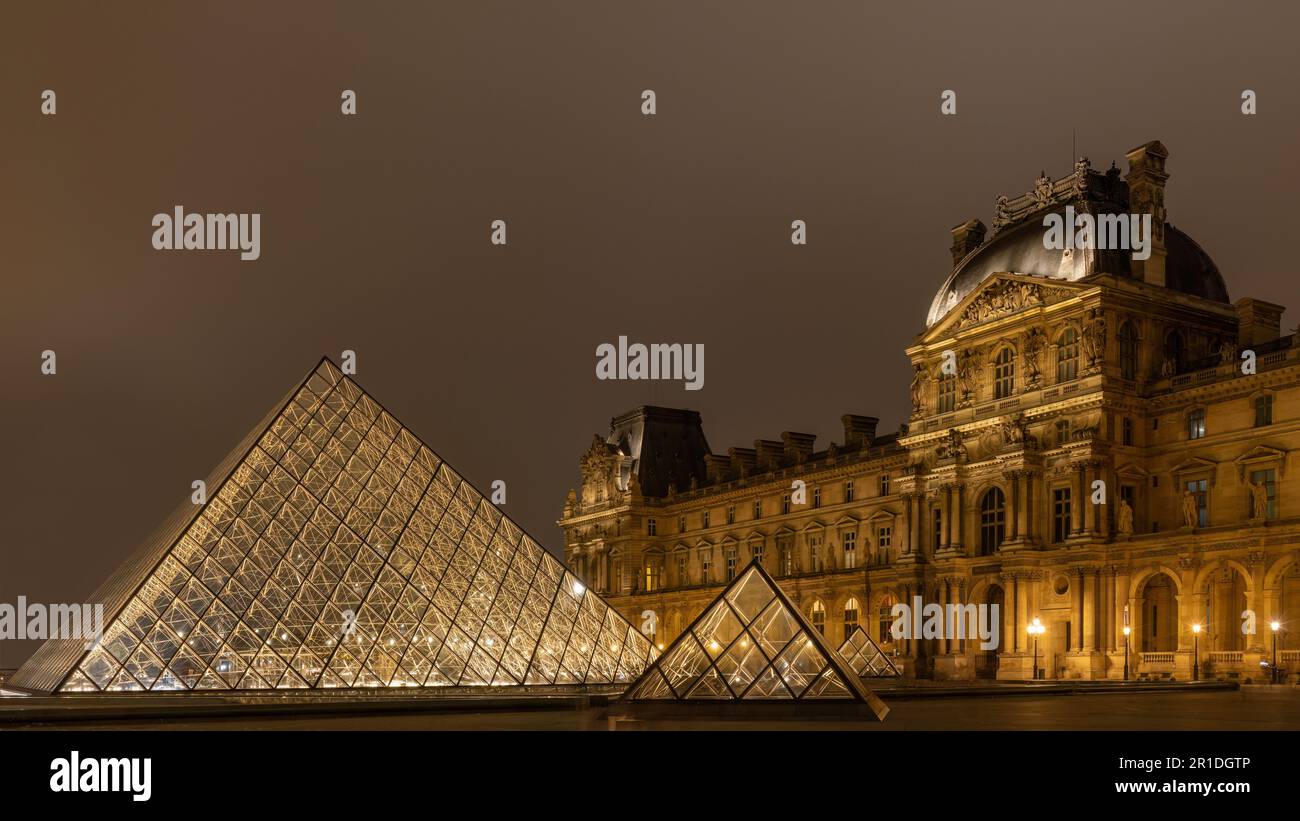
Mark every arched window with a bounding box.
[1118,322,1138,380]
[937,371,957,413]
[810,600,826,635]
[878,595,896,643]
[994,348,1016,399]
[1056,328,1079,383]
[844,596,860,639]
[979,488,1006,555]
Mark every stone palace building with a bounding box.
[560,141,1300,682]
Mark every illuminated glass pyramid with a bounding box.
[12,358,655,693]
[621,560,888,719]
[837,628,900,678]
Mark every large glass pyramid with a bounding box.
[621,560,888,719]
[837,628,900,678]
[11,358,655,693]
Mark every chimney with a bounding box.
[781,431,817,464]
[949,219,986,267]
[754,439,784,469]
[1235,298,1285,347]
[728,447,757,478]
[1124,140,1169,288]
[841,414,879,448]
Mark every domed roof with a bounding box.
[926,207,1228,328]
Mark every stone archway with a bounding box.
[1140,572,1178,652]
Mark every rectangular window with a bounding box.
[1185,478,1208,528]
[702,511,710,529]
[842,531,857,569]
[877,527,892,565]
[678,516,686,534]
[1053,488,1071,543]
[880,474,890,496]
[750,540,765,566]
[781,494,791,515]
[1188,409,1206,440]
[937,374,956,414]
[932,507,942,552]
[725,548,737,581]
[753,499,762,520]
[1255,395,1274,427]
[676,554,687,586]
[1056,419,1071,446]
[726,505,735,525]
[813,488,822,509]
[809,537,823,573]
[778,537,793,576]
[647,517,656,536]
[699,551,711,584]
[1122,417,1134,446]
[845,479,855,502]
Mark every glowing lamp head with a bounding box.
[1192,623,1202,635]
[1122,626,1131,637]
[1271,621,1281,632]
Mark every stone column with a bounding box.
[938,580,950,655]
[940,486,952,551]
[954,484,965,549]
[1076,567,1086,651]
[1007,471,1020,541]
[1071,463,1085,535]
[1011,574,1020,653]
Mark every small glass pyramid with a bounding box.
[621,560,888,719]
[837,627,900,678]
[16,358,656,693]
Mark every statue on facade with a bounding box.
[958,348,983,404]
[1181,490,1199,528]
[1217,340,1236,365]
[910,363,927,414]
[1022,327,1046,386]
[1082,309,1107,369]
[1117,497,1134,536]
[1249,480,1269,519]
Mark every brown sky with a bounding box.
[2,1,1298,668]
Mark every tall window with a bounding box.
[877,527,892,565]
[979,488,1006,555]
[781,494,791,515]
[676,553,687,587]
[1188,408,1206,440]
[880,473,891,496]
[645,561,661,592]
[1255,395,1274,427]
[1166,331,1185,375]
[753,499,762,520]
[702,511,711,529]
[842,531,857,569]
[845,479,855,503]
[699,549,711,584]
[1249,468,1277,519]
[810,601,826,635]
[726,506,735,525]
[678,516,686,534]
[932,507,943,552]
[937,371,957,413]
[1185,478,1208,528]
[750,539,765,567]
[1057,328,1079,382]
[994,348,1016,399]
[1053,488,1072,543]
[878,596,896,643]
[724,546,737,581]
[812,487,822,509]
[809,536,823,573]
[1118,322,1138,380]
[777,536,793,576]
[647,517,657,536]
[844,597,860,640]
[1122,417,1134,446]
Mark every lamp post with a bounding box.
[1122,625,1131,681]
[1191,623,1201,681]
[1028,618,1046,681]
[1271,621,1281,684]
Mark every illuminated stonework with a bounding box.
[14,359,655,693]
[838,628,900,678]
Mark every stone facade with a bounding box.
[559,141,1300,682]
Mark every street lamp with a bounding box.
[1122,625,1131,681]
[1028,618,1046,681]
[1191,623,1201,681]
[1271,621,1281,684]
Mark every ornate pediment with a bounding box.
[1234,445,1287,480]
[954,276,1077,330]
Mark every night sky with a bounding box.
[3,1,1298,668]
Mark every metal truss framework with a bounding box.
[20,358,656,693]
[622,560,889,719]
